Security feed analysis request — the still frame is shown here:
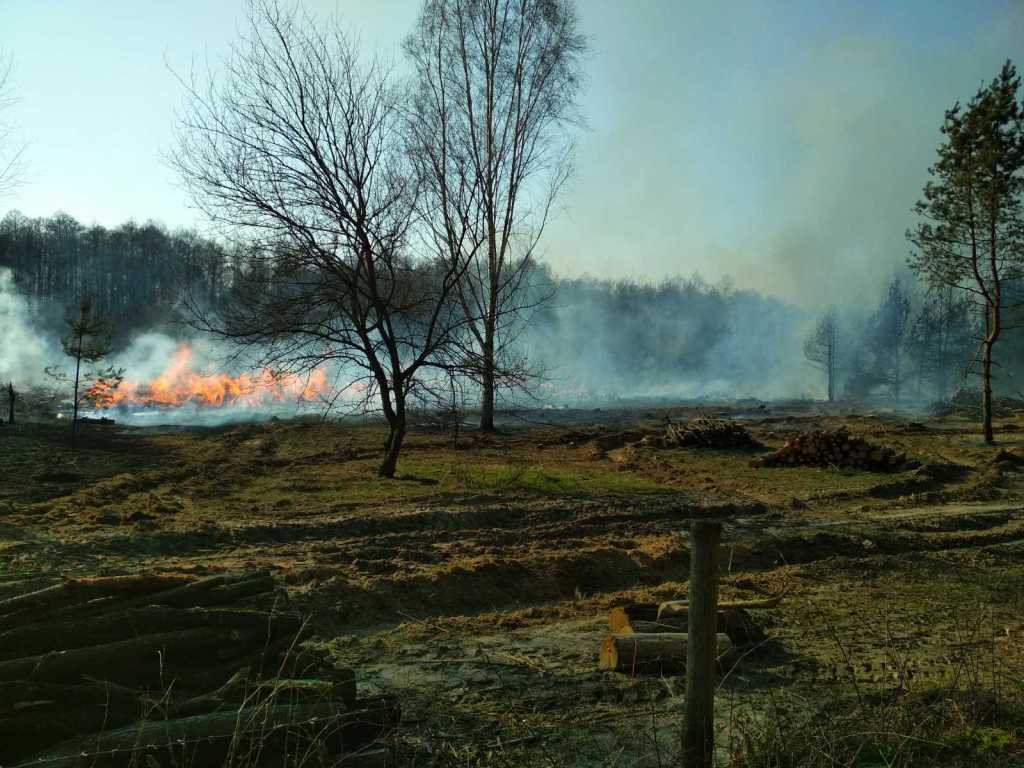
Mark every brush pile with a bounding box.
[0,571,397,767]
[752,428,906,470]
[660,417,763,450]
[931,388,1024,418]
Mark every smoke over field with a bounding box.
[0,267,49,386]
[526,278,808,401]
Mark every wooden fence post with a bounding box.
[682,520,721,768]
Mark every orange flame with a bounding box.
[87,344,328,409]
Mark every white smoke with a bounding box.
[0,267,52,387]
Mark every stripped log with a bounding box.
[88,572,274,616]
[198,574,279,607]
[1,573,273,631]
[599,633,733,673]
[0,574,195,625]
[615,619,687,634]
[609,611,763,644]
[0,607,302,660]
[0,627,252,686]
[657,594,784,620]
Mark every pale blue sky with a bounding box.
[3,1,1023,306]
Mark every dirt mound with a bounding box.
[752,428,906,470]
[652,417,764,450]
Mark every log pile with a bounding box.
[751,428,906,470]
[0,572,397,767]
[601,595,781,674]
[661,417,763,450]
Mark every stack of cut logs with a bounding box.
[599,595,781,674]
[0,571,396,768]
[662,418,763,450]
[752,428,906,470]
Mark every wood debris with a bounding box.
[751,428,907,470]
[0,571,397,767]
[659,417,764,450]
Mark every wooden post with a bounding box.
[682,520,721,768]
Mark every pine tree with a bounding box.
[909,61,1024,443]
[48,296,116,447]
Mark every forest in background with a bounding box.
[4,208,1024,407]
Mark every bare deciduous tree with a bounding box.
[909,61,1024,443]
[804,308,839,402]
[908,285,973,401]
[171,0,471,477]
[0,50,26,198]
[405,0,586,431]
[867,277,911,400]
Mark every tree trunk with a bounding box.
[6,382,13,424]
[826,339,836,402]
[71,346,82,449]
[982,338,994,444]
[379,413,406,478]
[479,337,496,432]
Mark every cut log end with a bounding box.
[599,633,733,674]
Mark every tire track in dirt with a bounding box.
[16,498,1024,626]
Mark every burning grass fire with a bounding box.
[85,343,329,411]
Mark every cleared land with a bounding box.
[1,403,1023,766]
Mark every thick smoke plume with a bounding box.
[0,267,49,386]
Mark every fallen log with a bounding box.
[657,594,784,620]
[0,681,152,763]
[0,607,303,661]
[0,627,253,686]
[614,618,687,634]
[612,609,766,645]
[199,573,279,607]
[607,604,661,633]
[178,632,304,694]
[23,697,398,768]
[176,670,358,716]
[1,573,271,631]
[0,680,145,715]
[599,632,733,673]
[88,572,274,616]
[0,574,195,625]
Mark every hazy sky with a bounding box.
[3,1,1024,307]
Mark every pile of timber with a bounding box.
[0,571,397,767]
[661,417,763,450]
[599,594,782,674]
[751,428,906,470]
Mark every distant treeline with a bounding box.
[5,210,1024,403]
[0,211,231,336]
